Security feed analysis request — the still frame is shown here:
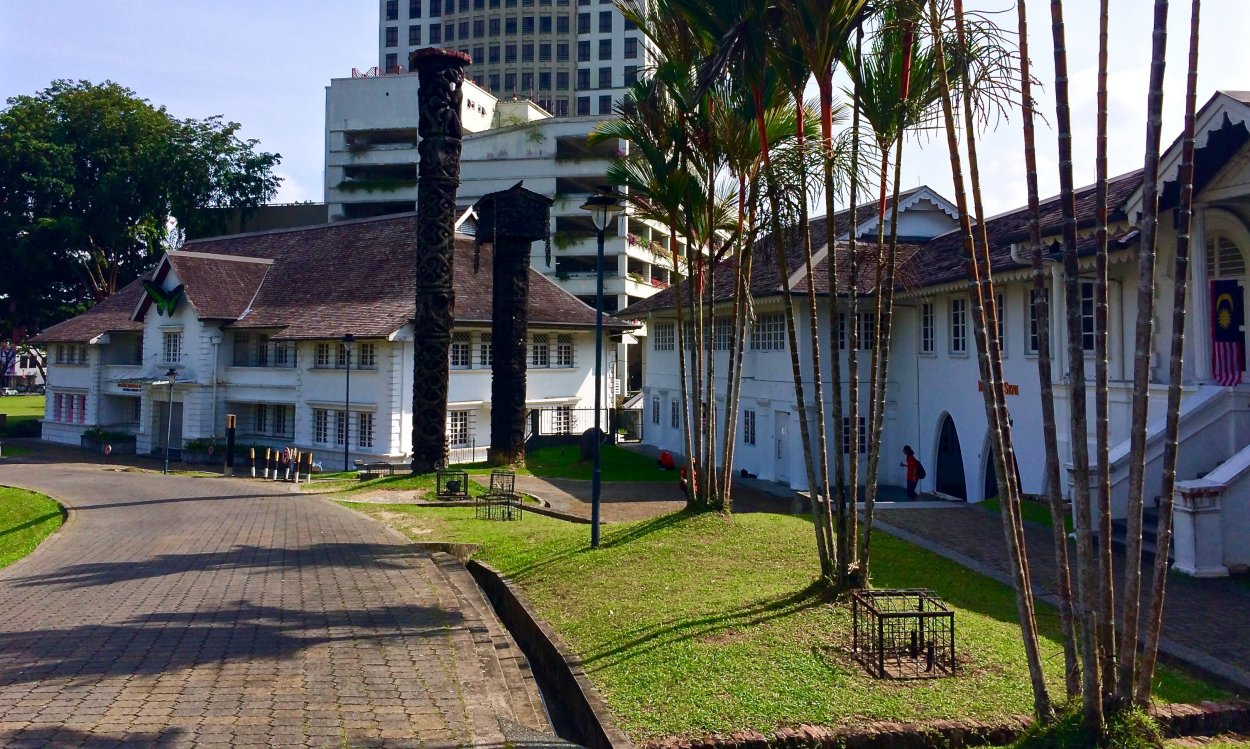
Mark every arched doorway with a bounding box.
[982,443,1022,502]
[935,414,966,500]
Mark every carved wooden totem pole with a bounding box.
[474,183,554,465]
[410,48,470,474]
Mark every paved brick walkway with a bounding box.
[0,461,550,748]
[876,505,1250,692]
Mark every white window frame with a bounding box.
[1079,281,1096,354]
[950,297,968,355]
[555,334,574,367]
[1027,286,1048,355]
[531,334,550,367]
[651,395,660,424]
[670,398,679,429]
[750,313,785,351]
[314,409,330,444]
[357,342,377,369]
[994,293,1006,357]
[842,416,867,455]
[316,343,333,368]
[357,412,375,448]
[920,302,935,354]
[653,322,675,351]
[450,332,472,369]
[743,409,756,445]
[479,332,493,366]
[162,331,182,365]
[447,410,471,447]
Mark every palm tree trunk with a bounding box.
[794,98,837,582]
[687,229,706,507]
[1092,0,1119,698]
[1052,0,1104,731]
[755,96,830,579]
[860,134,905,580]
[821,64,852,587]
[937,0,1052,721]
[720,176,755,511]
[1138,0,1201,704]
[1018,0,1080,700]
[670,229,698,509]
[1119,0,1170,704]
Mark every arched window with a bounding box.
[1204,210,1250,279]
[1206,234,1245,279]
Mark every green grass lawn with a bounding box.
[0,395,44,438]
[525,444,672,481]
[0,486,63,569]
[983,496,1074,532]
[345,504,1222,740]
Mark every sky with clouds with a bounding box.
[3,1,1248,216]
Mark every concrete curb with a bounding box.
[873,519,1250,693]
[466,559,634,749]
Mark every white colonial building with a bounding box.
[36,213,626,469]
[626,91,1250,577]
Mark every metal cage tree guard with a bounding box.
[852,589,956,679]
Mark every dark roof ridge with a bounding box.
[181,210,419,246]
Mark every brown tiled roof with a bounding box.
[161,252,272,320]
[621,188,932,317]
[905,169,1143,288]
[620,172,1144,318]
[177,213,625,339]
[34,280,146,344]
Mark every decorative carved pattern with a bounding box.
[410,49,469,474]
[475,186,554,465]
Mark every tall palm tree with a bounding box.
[1049,0,1102,732]
[1092,0,1118,699]
[931,0,1052,721]
[1139,0,1202,704]
[840,0,942,580]
[778,0,871,587]
[1016,0,1080,700]
[1118,0,1171,704]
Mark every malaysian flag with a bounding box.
[1212,279,1245,386]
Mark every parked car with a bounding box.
[0,388,18,396]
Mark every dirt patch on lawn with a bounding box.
[340,489,431,504]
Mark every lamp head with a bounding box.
[579,186,624,232]
[342,333,356,352]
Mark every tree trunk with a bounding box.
[1018,0,1081,700]
[1092,0,1119,699]
[821,65,852,588]
[1119,0,1170,703]
[940,0,1052,721]
[1139,0,1201,704]
[755,98,829,578]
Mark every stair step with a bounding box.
[429,552,551,734]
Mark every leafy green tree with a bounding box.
[0,79,281,334]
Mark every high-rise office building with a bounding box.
[378,0,648,117]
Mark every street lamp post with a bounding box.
[163,367,177,475]
[580,186,624,549]
[342,334,355,472]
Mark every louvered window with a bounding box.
[1206,234,1245,279]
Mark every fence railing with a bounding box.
[529,407,644,444]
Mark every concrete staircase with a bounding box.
[1109,506,1168,560]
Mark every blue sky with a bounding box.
[3,1,1248,215]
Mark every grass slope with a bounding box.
[0,486,63,569]
[0,395,44,438]
[345,505,1222,740]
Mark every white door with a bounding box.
[774,411,790,483]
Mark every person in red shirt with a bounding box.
[901,445,920,499]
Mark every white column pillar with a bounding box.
[1192,209,1213,381]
